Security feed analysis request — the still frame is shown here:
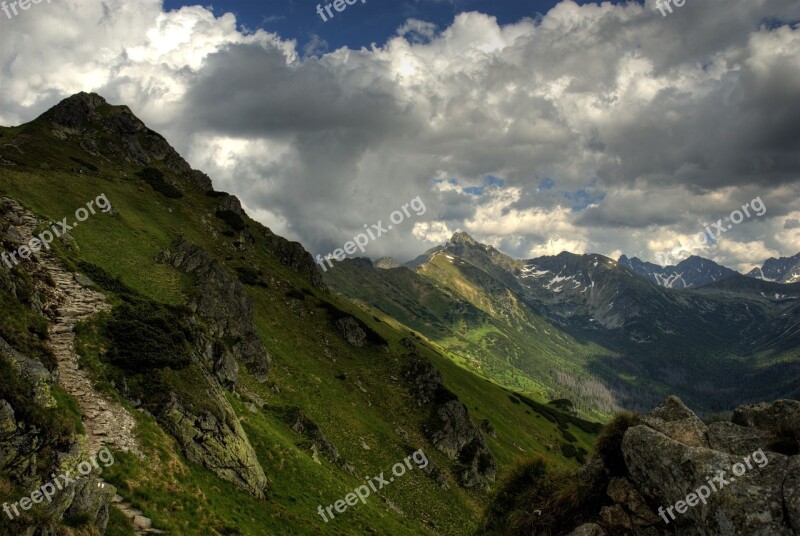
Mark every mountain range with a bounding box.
[324,233,800,415]
[619,252,800,288]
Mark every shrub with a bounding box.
[136,167,183,199]
[68,156,98,172]
[595,411,641,476]
[105,300,193,371]
[561,429,578,443]
[235,267,267,288]
[480,456,607,536]
[77,261,135,296]
[216,210,246,231]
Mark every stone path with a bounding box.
[4,199,162,535]
[113,495,165,534]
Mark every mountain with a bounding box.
[0,93,600,536]
[748,252,800,284]
[326,232,800,416]
[619,254,739,288]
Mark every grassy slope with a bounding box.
[0,124,595,535]
[325,253,615,419]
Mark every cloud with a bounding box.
[1,0,799,266]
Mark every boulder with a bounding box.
[163,395,268,499]
[336,317,367,347]
[732,400,800,435]
[707,421,774,455]
[567,524,607,536]
[621,397,796,535]
[639,395,709,448]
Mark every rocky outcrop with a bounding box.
[281,407,342,466]
[162,388,269,499]
[258,225,325,290]
[336,316,367,348]
[732,400,800,436]
[159,238,271,381]
[404,359,497,489]
[560,396,800,536]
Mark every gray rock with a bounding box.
[785,456,800,533]
[258,225,325,289]
[567,523,607,536]
[623,422,791,535]
[163,394,268,499]
[160,238,270,381]
[6,225,23,243]
[0,336,55,409]
[74,273,94,288]
[215,193,244,216]
[336,317,367,347]
[431,399,497,488]
[732,400,800,435]
[190,170,213,191]
[0,400,16,434]
[639,395,709,448]
[282,407,345,468]
[606,477,661,525]
[404,358,498,489]
[708,421,774,455]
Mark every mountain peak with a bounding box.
[30,92,214,192]
[41,92,115,130]
[374,257,401,269]
[449,231,478,245]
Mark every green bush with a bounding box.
[77,261,135,296]
[235,267,267,288]
[480,456,606,536]
[215,210,246,231]
[595,411,640,476]
[105,300,193,371]
[68,156,98,172]
[136,167,183,199]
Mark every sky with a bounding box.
[1,0,799,272]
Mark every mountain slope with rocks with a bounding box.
[0,92,599,535]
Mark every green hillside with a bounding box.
[0,94,598,536]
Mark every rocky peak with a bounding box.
[374,257,401,269]
[37,92,212,192]
[41,92,109,130]
[448,231,479,246]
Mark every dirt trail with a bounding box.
[5,199,163,534]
